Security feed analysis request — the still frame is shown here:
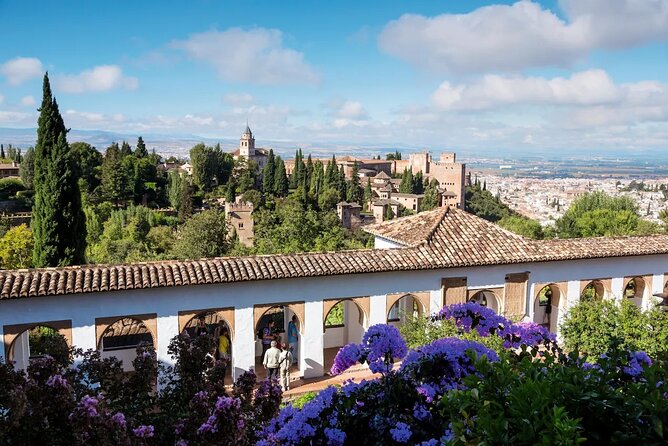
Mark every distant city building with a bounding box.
[394,152,465,209]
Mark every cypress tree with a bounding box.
[364,178,372,210]
[225,177,237,204]
[32,73,86,267]
[273,157,289,197]
[337,165,347,200]
[101,142,130,205]
[346,162,362,204]
[310,160,324,199]
[400,168,414,193]
[135,136,148,158]
[262,149,275,194]
[0,144,4,159]
[120,140,132,157]
[178,179,193,222]
[305,154,313,188]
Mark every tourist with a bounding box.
[261,319,276,357]
[195,315,209,336]
[278,343,293,391]
[215,322,231,361]
[263,340,281,380]
[287,315,299,365]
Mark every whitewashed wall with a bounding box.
[1,253,667,379]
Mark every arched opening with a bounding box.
[387,294,423,327]
[324,299,368,373]
[581,281,605,301]
[183,310,233,381]
[533,284,562,333]
[624,277,645,307]
[469,290,500,313]
[8,325,69,370]
[99,317,154,372]
[255,305,302,379]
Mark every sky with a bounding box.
[1,0,668,154]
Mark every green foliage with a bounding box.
[172,209,229,260]
[346,162,362,204]
[167,170,184,210]
[289,391,317,409]
[134,136,148,158]
[252,197,367,254]
[69,141,103,193]
[421,178,439,211]
[0,177,25,198]
[399,168,414,193]
[0,224,34,269]
[465,183,513,222]
[273,157,289,197]
[32,73,87,267]
[262,150,276,194]
[325,301,344,326]
[560,298,668,359]
[178,178,193,222]
[555,191,649,238]
[19,147,35,190]
[498,215,545,239]
[386,150,402,160]
[100,142,131,204]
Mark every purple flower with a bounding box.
[502,322,556,349]
[624,350,652,378]
[78,395,99,418]
[111,412,126,428]
[390,421,412,443]
[331,343,361,375]
[324,427,346,446]
[438,302,510,337]
[362,324,408,374]
[45,374,68,388]
[133,425,155,438]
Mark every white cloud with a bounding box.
[56,65,139,93]
[0,57,43,85]
[0,94,4,105]
[64,109,126,127]
[379,0,668,74]
[20,96,35,107]
[223,93,254,105]
[171,28,320,85]
[431,70,623,110]
[0,110,35,126]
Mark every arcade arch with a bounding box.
[533,284,563,333]
[469,289,500,313]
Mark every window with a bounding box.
[325,301,345,328]
[101,318,153,351]
[238,222,244,228]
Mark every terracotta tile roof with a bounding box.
[1,207,668,300]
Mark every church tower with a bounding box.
[239,123,255,158]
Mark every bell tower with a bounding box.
[239,123,255,158]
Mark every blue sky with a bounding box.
[1,0,668,153]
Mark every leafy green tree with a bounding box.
[556,191,641,238]
[100,143,131,205]
[133,157,158,202]
[171,209,229,259]
[337,165,346,200]
[421,179,439,211]
[213,143,234,186]
[135,136,148,158]
[465,183,513,222]
[324,155,338,190]
[413,171,425,194]
[190,143,216,191]
[241,189,263,209]
[318,187,340,211]
[363,178,373,210]
[225,177,237,204]
[19,147,35,190]
[310,160,324,200]
[236,158,258,194]
[384,204,394,220]
[70,142,103,193]
[32,73,87,267]
[498,215,544,239]
[0,224,34,269]
[273,157,289,197]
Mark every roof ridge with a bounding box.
[418,206,451,247]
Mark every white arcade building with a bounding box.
[1,207,667,379]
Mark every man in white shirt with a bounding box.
[278,344,293,391]
[263,340,281,380]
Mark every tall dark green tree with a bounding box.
[135,136,148,158]
[32,73,87,267]
[120,140,133,157]
[100,142,131,205]
[0,145,5,159]
[400,168,415,193]
[262,149,276,194]
[19,147,35,190]
[346,162,362,204]
[363,178,372,210]
[274,157,289,197]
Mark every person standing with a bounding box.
[261,320,276,357]
[215,322,231,361]
[195,315,209,337]
[263,340,281,380]
[287,315,299,366]
[278,344,293,391]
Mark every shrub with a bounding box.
[0,177,25,198]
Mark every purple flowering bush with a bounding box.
[331,324,407,375]
[0,332,282,446]
[262,303,668,445]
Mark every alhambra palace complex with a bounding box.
[2,127,668,380]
